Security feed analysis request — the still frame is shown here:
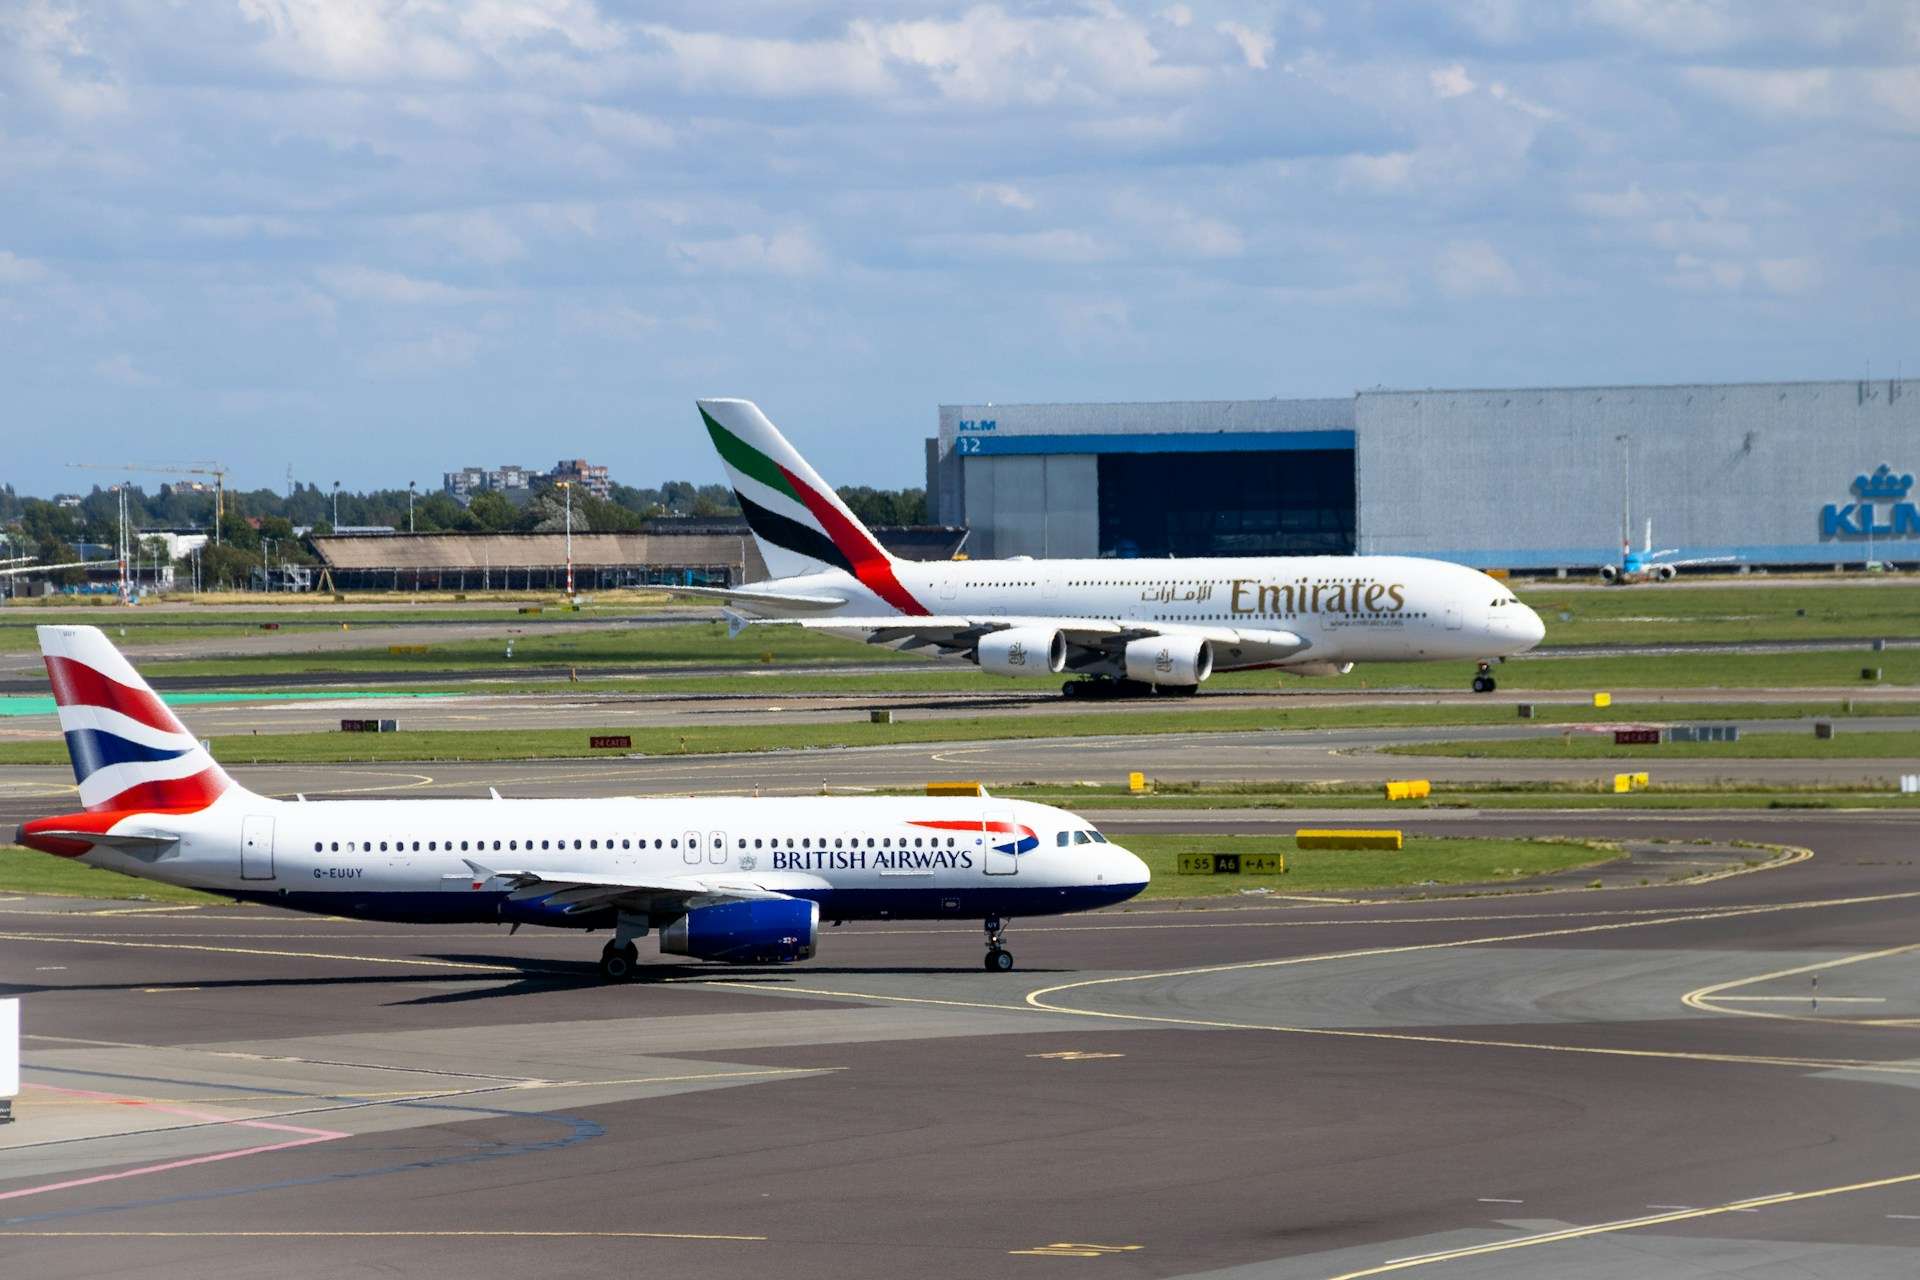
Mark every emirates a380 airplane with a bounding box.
[15,627,1148,978]
[689,399,1546,695]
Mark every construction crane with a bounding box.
[68,460,230,544]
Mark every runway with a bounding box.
[3,812,1919,1278]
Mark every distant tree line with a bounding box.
[0,476,929,590]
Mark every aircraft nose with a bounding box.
[1108,843,1151,889]
[1517,603,1546,649]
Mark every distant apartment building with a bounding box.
[444,460,608,502]
[549,458,612,499]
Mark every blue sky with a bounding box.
[3,1,1916,496]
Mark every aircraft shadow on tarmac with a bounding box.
[0,959,1066,1007]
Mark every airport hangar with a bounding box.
[928,378,1920,572]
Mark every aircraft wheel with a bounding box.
[599,941,639,982]
[984,947,1014,972]
[1062,680,1082,699]
[1471,676,1494,693]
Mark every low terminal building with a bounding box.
[930,379,1919,571]
[309,524,967,591]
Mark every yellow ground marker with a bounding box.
[1296,829,1403,850]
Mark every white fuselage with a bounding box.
[750,554,1544,669]
[67,793,1148,928]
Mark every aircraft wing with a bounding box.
[665,584,847,612]
[745,615,1309,665]
[466,861,823,915]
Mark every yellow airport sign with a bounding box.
[1384,779,1432,801]
[925,781,983,797]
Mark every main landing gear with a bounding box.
[1062,679,1198,700]
[983,915,1014,972]
[598,911,649,981]
[1471,660,1497,694]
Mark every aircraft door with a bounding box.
[983,809,1019,876]
[681,830,701,866]
[1445,605,1462,631]
[939,574,958,601]
[241,816,275,880]
[708,831,728,866]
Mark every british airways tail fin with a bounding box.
[37,625,237,813]
[697,398,900,583]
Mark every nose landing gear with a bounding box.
[1471,660,1497,694]
[983,915,1014,971]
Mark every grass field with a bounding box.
[1385,730,1920,759]
[0,851,225,903]
[1122,834,1622,897]
[0,701,1912,767]
[123,634,1920,692]
[1514,580,1920,647]
[0,835,1617,903]
[983,781,1920,811]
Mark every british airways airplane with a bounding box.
[14,626,1149,979]
[687,399,1547,695]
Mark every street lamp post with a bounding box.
[261,537,274,592]
[1614,434,1631,561]
[560,481,574,598]
[407,480,416,534]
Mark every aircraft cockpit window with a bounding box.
[1073,831,1092,844]
[1057,831,1071,847]
[1089,830,1109,843]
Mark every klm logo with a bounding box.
[957,419,998,431]
[1822,464,1920,540]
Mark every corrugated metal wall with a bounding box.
[1355,381,1919,568]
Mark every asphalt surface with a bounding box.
[3,811,1919,1278]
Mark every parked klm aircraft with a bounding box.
[15,627,1149,978]
[1599,519,1740,584]
[688,399,1546,695]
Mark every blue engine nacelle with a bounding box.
[660,899,819,964]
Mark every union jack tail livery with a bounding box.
[40,624,234,814]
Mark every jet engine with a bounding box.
[1279,661,1354,678]
[977,627,1067,676]
[661,899,819,964]
[1123,635,1213,687]
[1598,563,1620,582]
[1653,564,1678,581]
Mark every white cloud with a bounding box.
[366,326,483,375]
[1217,22,1274,71]
[1430,63,1475,99]
[911,229,1109,264]
[1667,253,1746,291]
[1341,151,1416,190]
[1159,4,1193,28]
[1434,240,1521,297]
[1757,256,1819,295]
[317,265,498,305]
[643,6,1209,105]
[1113,193,1244,258]
[0,251,52,284]
[581,104,675,149]
[671,228,825,276]
[1571,186,1653,220]
[4,0,128,117]
[970,182,1036,211]
[93,353,158,386]
[561,302,660,337]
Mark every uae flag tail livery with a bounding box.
[20,625,234,855]
[699,397,924,613]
